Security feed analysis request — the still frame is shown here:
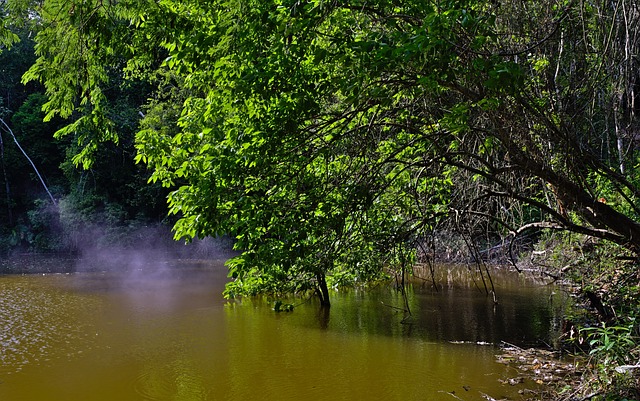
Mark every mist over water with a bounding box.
[63,227,236,318]
[0,223,236,275]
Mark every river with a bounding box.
[0,256,565,401]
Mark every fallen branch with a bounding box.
[614,364,640,373]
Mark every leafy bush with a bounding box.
[577,320,640,400]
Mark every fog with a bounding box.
[0,222,236,276]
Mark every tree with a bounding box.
[0,1,19,51]
[13,0,640,306]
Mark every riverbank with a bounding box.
[494,342,583,400]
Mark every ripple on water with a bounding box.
[133,360,213,401]
[0,275,102,374]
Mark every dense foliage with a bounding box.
[3,0,640,397]
[1,0,639,298]
[2,0,640,304]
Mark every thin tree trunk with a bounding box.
[399,257,412,315]
[0,131,12,224]
[0,117,56,205]
[615,100,626,174]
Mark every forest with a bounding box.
[1,0,640,399]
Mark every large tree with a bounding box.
[9,0,640,305]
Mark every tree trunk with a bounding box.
[517,153,640,254]
[316,273,331,308]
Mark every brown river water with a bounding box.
[0,256,566,401]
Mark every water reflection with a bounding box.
[0,261,563,401]
[286,267,563,347]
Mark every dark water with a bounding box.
[0,258,565,401]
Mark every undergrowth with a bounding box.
[527,232,640,400]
